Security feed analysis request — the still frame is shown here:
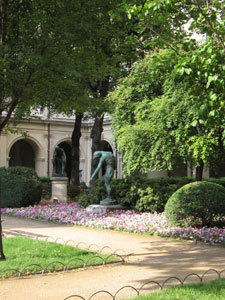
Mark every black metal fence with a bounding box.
[1,233,129,278]
[63,268,225,300]
[2,232,225,300]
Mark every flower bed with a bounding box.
[2,203,225,246]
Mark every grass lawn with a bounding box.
[128,278,225,300]
[0,236,119,277]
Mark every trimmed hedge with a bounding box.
[0,167,42,208]
[111,176,196,212]
[165,181,225,227]
[76,176,193,210]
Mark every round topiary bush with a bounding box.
[165,181,225,227]
[0,166,42,208]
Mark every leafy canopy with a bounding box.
[109,40,225,175]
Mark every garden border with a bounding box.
[1,234,130,278]
[63,268,225,300]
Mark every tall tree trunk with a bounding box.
[71,113,83,186]
[215,130,225,177]
[0,220,5,260]
[90,79,110,181]
[0,177,6,260]
[0,0,7,261]
[90,113,104,175]
[195,160,204,181]
[0,1,7,46]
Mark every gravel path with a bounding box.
[1,215,225,300]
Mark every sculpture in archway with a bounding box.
[52,146,67,177]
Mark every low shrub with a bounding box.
[76,176,225,212]
[67,184,87,201]
[134,177,195,212]
[0,167,42,208]
[111,176,145,208]
[76,180,106,207]
[165,181,225,227]
[39,176,51,199]
[76,176,195,211]
[110,176,195,212]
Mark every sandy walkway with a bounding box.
[1,215,225,300]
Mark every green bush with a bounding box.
[76,176,225,212]
[0,167,42,208]
[204,177,225,189]
[76,180,106,207]
[67,184,87,202]
[111,176,195,212]
[134,177,195,212]
[76,176,195,210]
[39,176,51,199]
[111,176,145,208]
[165,181,225,227]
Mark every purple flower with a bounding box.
[2,204,225,246]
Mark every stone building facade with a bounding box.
[0,109,123,184]
[0,108,214,182]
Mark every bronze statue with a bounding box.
[52,146,67,177]
[90,151,116,205]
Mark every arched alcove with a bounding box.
[100,140,113,152]
[9,139,35,169]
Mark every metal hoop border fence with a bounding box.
[1,233,130,278]
[3,232,128,256]
[63,268,225,300]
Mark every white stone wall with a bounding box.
[0,111,210,182]
[0,114,122,184]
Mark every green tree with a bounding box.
[109,42,225,180]
[0,0,88,260]
[64,0,147,183]
[121,0,224,52]
[108,49,182,175]
[108,0,225,180]
[46,0,146,185]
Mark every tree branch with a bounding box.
[0,0,8,46]
[143,20,182,56]
[193,0,225,52]
[0,98,19,133]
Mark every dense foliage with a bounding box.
[0,167,42,208]
[108,0,225,180]
[76,180,106,207]
[76,176,225,212]
[109,44,225,180]
[39,176,51,199]
[165,181,225,227]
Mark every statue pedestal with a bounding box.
[51,177,68,203]
[100,197,116,206]
[86,203,125,213]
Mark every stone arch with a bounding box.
[53,139,86,182]
[8,136,44,176]
[57,140,72,181]
[100,140,114,153]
